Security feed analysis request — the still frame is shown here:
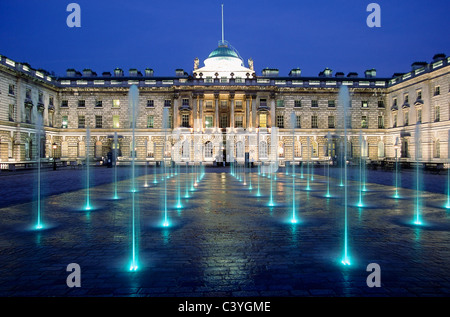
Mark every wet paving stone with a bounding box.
[0,166,450,297]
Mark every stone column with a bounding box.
[251,95,257,128]
[245,95,250,129]
[230,92,235,129]
[193,93,198,130]
[214,92,219,129]
[199,93,204,129]
[173,94,179,129]
[269,93,276,128]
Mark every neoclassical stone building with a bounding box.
[0,41,449,168]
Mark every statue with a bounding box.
[248,58,254,71]
[194,58,199,70]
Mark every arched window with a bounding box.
[236,141,244,158]
[205,141,213,158]
[259,141,268,158]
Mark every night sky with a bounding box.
[1,0,449,78]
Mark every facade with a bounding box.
[0,43,449,168]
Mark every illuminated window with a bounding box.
[182,114,190,128]
[361,116,368,128]
[205,115,213,128]
[205,141,213,158]
[259,141,268,158]
[62,116,68,128]
[113,99,120,108]
[220,114,228,128]
[113,115,120,128]
[259,113,267,128]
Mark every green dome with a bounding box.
[208,45,239,59]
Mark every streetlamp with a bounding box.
[52,142,57,170]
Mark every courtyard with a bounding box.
[0,164,449,298]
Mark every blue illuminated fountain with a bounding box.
[184,162,190,198]
[162,107,170,227]
[446,130,450,209]
[339,85,351,265]
[129,85,140,271]
[256,164,261,196]
[413,123,423,225]
[325,132,332,198]
[84,127,92,211]
[305,137,311,191]
[112,132,120,199]
[34,116,44,230]
[268,163,275,207]
[393,137,400,199]
[357,131,365,207]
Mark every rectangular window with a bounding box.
[294,100,302,108]
[417,90,422,100]
[220,100,227,109]
[435,105,440,122]
[147,99,154,108]
[26,89,31,99]
[393,114,397,128]
[276,115,284,128]
[260,99,267,108]
[378,100,385,108]
[417,109,422,123]
[311,100,318,108]
[38,92,43,103]
[361,116,368,128]
[311,115,318,128]
[205,76,213,83]
[296,115,301,128]
[49,96,54,106]
[276,100,284,108]
[361,101,368,108]
[404,94,409,104]
[8,104,14,121]
[220,114,228,128]
[404,111,409,126]
[182,114,190,128]
[78,100,85,108]
[78,115,86,128]
[393,98,397,106]
[378,116,384,128]
[205,115,213,128]
[95,115,102,128]
[164,99,172,107]
[259,113,267,128]
[328,115,335,128]
[95,100,103,108]
[328,100,335,108]
[147,115,154,128]
[113,99,120,108]
[168,115,173,129]
[8,84,15,95]
[205,101,213,109]
[235,115,243,128]
[435,86,440,96]
[235,100,243,109]
[62,115,68,128]
[182,98,190,107]
[113,115,120,128]
[61,100,68,108]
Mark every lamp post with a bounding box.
[52,142,57,170]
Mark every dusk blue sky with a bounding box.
[1,0,449,78]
